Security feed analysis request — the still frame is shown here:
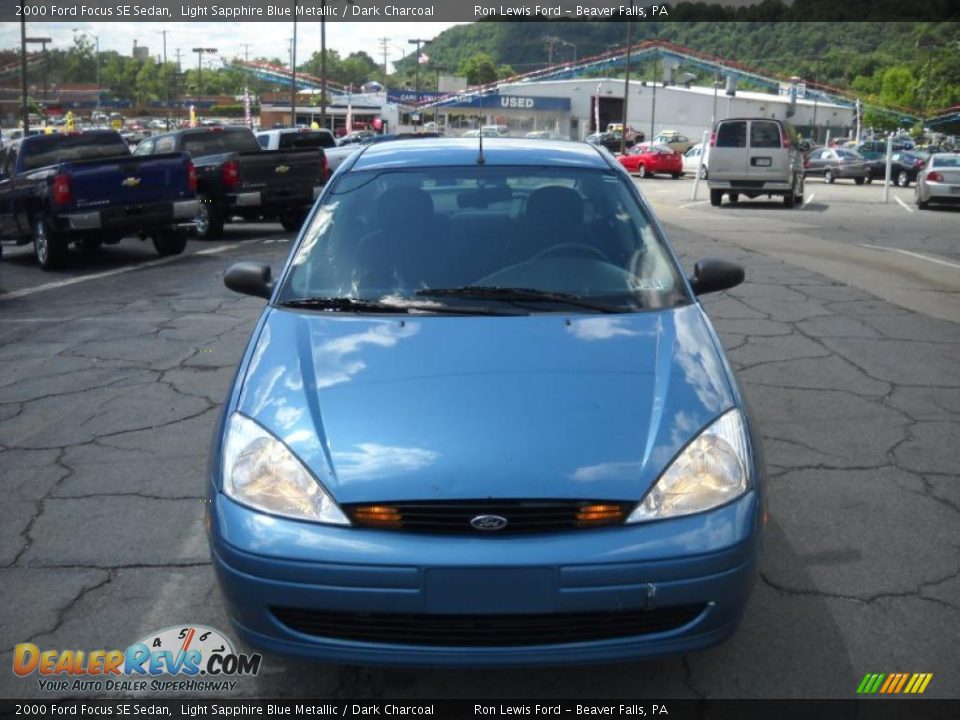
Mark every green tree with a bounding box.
[457,52,498,85]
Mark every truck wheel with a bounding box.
[33,215,68,271]
[152,228,188,256]
[194,195,224,240]
[854,177,865,185]
[280,210,308,233]
[710,189,723,207]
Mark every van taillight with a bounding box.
[927,171,943,183]
[187,162,198,193]
[709,132,717,147]
[52,173,73,206]
[221,160,239,189]
[782,132,792,149]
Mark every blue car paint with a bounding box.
[208,139,765,666]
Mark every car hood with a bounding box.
[235,305,736,504]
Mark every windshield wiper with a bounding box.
[415,286,627,313]
[276,296,523,315]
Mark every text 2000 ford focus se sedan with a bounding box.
[208,138,766,666]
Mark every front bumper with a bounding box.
[209,491,761,667]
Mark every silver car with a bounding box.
[915,153,960,209]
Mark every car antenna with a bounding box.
[476,131,485,165]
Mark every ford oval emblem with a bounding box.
[470,514,508,531]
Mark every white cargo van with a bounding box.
[707,118,804,207]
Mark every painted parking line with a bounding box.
[0,244,241,301]
[858,243,960,270]
[679,200,708,209]
[803,193,815,208]
[894,197,915,214]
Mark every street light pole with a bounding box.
[408,38,429,127]
[20,2,28,134]
[157,30,169,129]
[290,0,297,127]
[192,47,217,112]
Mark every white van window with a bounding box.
[750,121,781,149]
[716,121,746,148]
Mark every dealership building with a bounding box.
[428,77,857,142]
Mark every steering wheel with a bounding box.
[532,243,610,262]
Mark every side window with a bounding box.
[716,121,746,148]
[133,139,155,156]
[154,137,175,154]
[750,121,781,149]
[257,135,269,149]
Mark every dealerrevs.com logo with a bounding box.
[13,625,261,693]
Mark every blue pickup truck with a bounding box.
[0,130,198,269]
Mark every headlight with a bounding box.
[627,409,751,523]
[222,413,349,525]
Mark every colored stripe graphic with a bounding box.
[857,673,932,694]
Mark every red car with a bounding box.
[617,144,683,179]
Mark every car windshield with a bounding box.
[22,133,130,170]
[279,166,687,313]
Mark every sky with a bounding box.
[1,22,468,73]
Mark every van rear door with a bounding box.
[747,120,788,183]
[710,120,748,180]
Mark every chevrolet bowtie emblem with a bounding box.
[275,165,290,174]
[121,177,141,187]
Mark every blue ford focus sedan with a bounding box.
[209,138,765,666]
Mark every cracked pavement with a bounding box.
[1,181,958,700]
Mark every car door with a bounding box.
[747,120,788,184]
[710,120,748,180]
[0,147,30,240]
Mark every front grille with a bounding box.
[273,605,705,646]
[342,500,634,534]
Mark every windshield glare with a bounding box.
[280,166,686,312]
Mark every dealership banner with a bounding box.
[0,1,953,22]
[2,699,959,719]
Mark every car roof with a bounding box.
[350,138,612,170]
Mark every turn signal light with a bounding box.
[575,504,625,526]
[353,505,403,528]
[187,162,198,193]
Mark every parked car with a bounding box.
[586,131,632,153]
[324,132,441,176]
[135,126,328,237]
[211,138,765,666]
[885,151,929,187]
[682,143,709,179]
[649,130,694,154]
[617,143,682,178]
[856,139,917,180]
[338,130,377,146]
[708,117,804,207]
[0,130,197,269]
[803,147,870,184]
[525,131,568,140]
[915,153,960,209]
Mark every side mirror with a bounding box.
[689,258,744,295]
[224,262,273,299]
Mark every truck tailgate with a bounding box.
[236,149,323,195]
[65,153,194,211]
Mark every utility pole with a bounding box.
[650,48,658,142]
[192,47,217,109]
[25,36,52,124]
[175,48,183,71]
[241,44,252,62]
[157,30,170,129]
[380,37,390,84]
[619,3,633,154]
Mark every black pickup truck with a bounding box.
[134,127,328,238]
[0,131,198,270]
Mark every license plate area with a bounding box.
[751,157,772,167]
[424,568,556,613]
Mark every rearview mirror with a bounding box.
[224,262,273,299]
[688,258,744,295]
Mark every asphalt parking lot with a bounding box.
[1,176,958,699]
